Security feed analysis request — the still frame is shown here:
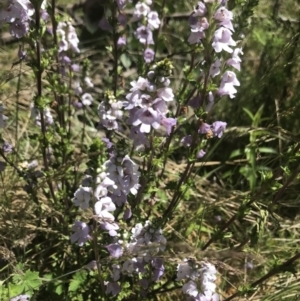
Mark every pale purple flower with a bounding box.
[73,186,92,209]
[212,121,227,138]
[218,84,237,98]
[106,243,123,258]
[209,58,221,78]
[147,11,160,29]
[157,87,174,102]
[183,280,199,297]
[144,48,155,63]
[2,141,13,153]
[130,76,148,91]
[152,258,165,281]
[214,7,234,31]
[116,0,128,9]
[10,295,30,301]
[117,36,126,48]
[67,23,80,53]
[193,1,207,16]
[72,64,80,72]
[73,101,83,109]
[95,197,116,217]
[100,221,119,236]
[177,262,192,280]
[0,0,34,24]
[70,221,90,246]
[135,25,154,45]
[218,70,240,98]
[198,122,210,134]
[226,48,243,71]
[133,2,150,21]
[161,117,176,135]
[212,27,236,53]
[181,135,193,147]
[131,108,161,133]
[190,17,209,32]
[10,20,29,38]
[188,31,205,44]
[197,149,206,159]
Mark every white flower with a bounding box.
[157,87,174,102]
[182,280,199,297]
[147,11,160,29]
[84,77,94,87]
[81,93,93,106]
[73,186,92,209]
[212,27,236,53]
[130,77,148,91]
[70,221,90,246]
[133,2,150,20]
[95,197,116,214]
[209,58,221,77]
[176,262,192,280]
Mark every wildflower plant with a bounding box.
[0,0,300,301]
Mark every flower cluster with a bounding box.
[30,105,54,128]
[133,1,161,63]
[211,1,243,99]
[123,61,176,148]
[98,92,124,130]
[57,21,80,54]
[0,0,48,38]
[56,21,94,108]
[177,260,219,301]
[105,221,167,296]
[188,1,242,100]
[71,139,141,243]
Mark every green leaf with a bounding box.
[243,107,254,121]
[120,54,132,69]
[253,105,264,127]
[69,270,87,292]
[55,282,64,295]
[8,283,24,297]
[229,149,243,159]
[258,147,277,154]
[23,270,42,290]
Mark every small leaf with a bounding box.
[120,54,132,69]
[258,147,277,154]
[229,149,243,159]
[243,107,254,121]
